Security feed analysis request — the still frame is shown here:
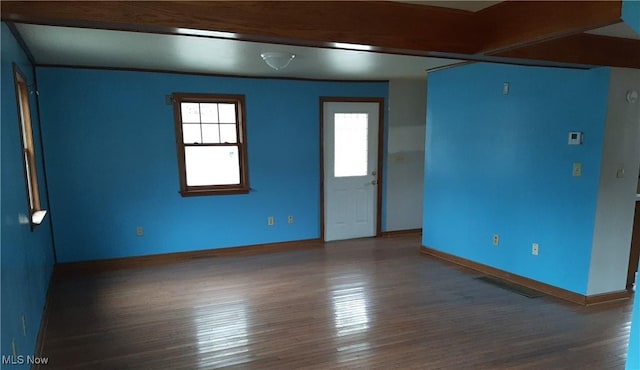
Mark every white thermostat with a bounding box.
[568,132,583,145]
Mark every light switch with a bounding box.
[572,162,582,177]
[568,132,583,145]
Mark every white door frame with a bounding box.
[320,97,384,241]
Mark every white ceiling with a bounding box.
[16,23,462,81]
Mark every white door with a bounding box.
[323,101,380,241]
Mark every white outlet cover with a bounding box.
[572,162,582,177]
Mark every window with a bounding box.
[14,66,46,227]
[173,93,249,196]
[334,113,368,177]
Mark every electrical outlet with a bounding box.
[492,234,500,246]
[572,162,582,177]
[21,314,27,336]
[532,243,539,256]
[288,215,294,224]
[136,226,144,237]
[268,216,275,226]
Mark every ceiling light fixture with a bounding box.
[260,52,295,70]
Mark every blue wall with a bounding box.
[623,0,640,35]
[1,24,56,366]
[422,63,610,294]
[36,67,388,262]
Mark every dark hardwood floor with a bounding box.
[40,235,633,369]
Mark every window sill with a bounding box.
[32,209,47,225]
[180,188,250,197]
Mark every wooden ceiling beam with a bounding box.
[0,1,479,55]
[475,0,623,54]
[492,33,640,69]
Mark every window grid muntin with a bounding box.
[180,102,239,145]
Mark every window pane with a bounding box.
[218,104,237,123]
[201,124,221,144]
[334,113,368,177]
[182,124,202,144]
[185,146,240,186]
[219,124,237,143]
[181,103,200,123]
[200,103,219,123]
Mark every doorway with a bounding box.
[321,98,384,241]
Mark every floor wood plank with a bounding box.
[39,236,633,369]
